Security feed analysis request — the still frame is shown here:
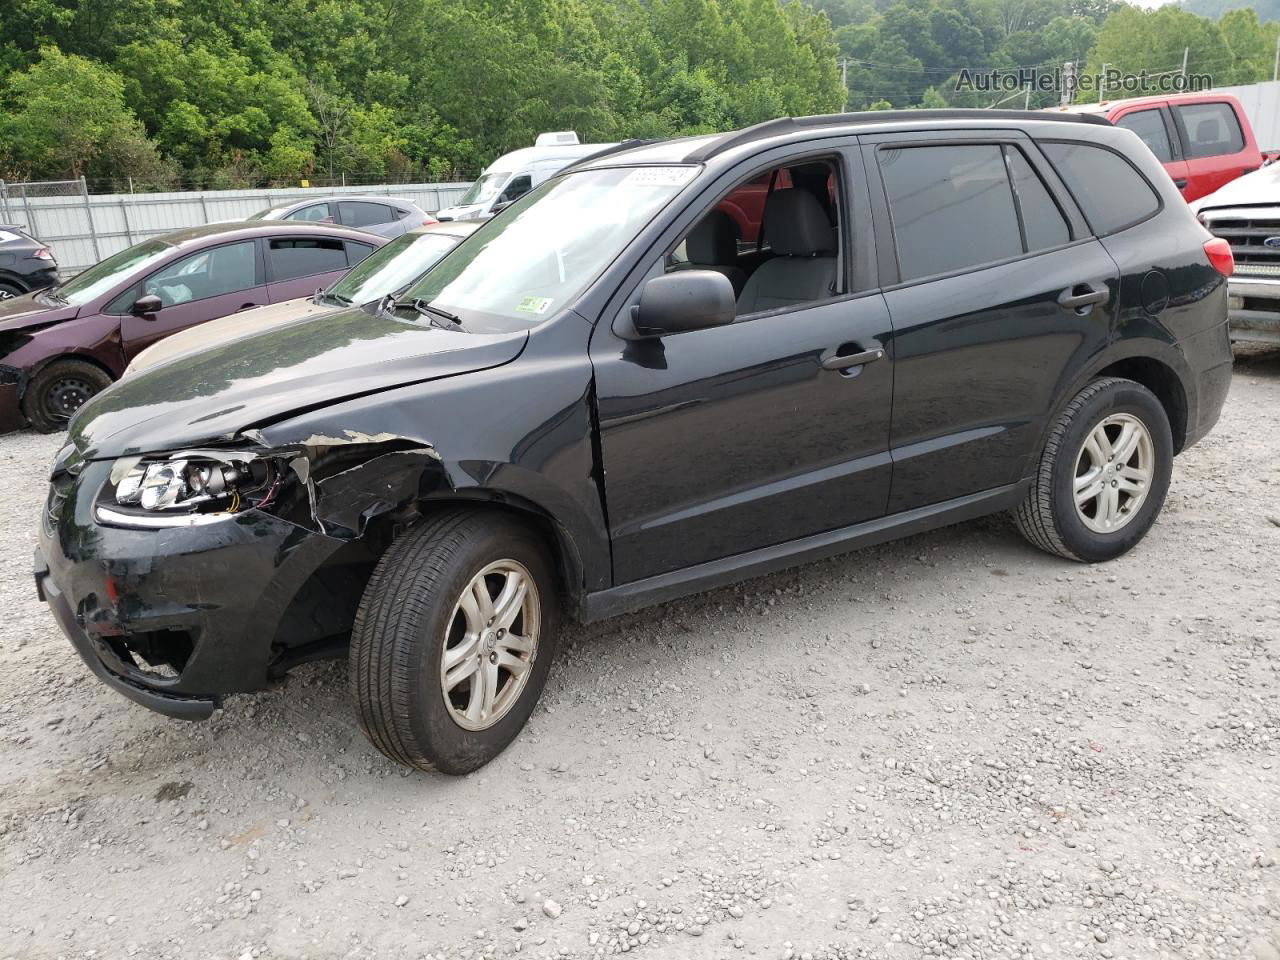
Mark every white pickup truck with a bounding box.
[1194,163,1280,345]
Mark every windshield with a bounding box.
[326,231,462,305]
[404,165,697,329]
[52,238,174,307]
[457,171,510,206]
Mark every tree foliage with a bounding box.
[0,0,1276,187]
[0,0,844,186]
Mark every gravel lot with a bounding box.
[2,348,1278,960]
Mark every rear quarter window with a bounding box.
[1173,102,1246,158]
[1039,141,1161,236]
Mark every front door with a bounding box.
[120,239,267,360]
[864,133,1120,513]
[590,144,895,585]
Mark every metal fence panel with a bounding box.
[0,179,472,276]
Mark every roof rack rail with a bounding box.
[557,138,668,176]
[683,109,1111,163]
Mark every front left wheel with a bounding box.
[22,359,114,433]
[349,510,559,775]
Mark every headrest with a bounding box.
[685,210,738,266]
[764,189,833,257]
[1195,118,1221,143]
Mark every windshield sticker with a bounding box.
[622,167,697,188]
[516,295,554,315]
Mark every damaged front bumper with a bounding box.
[35,454,368,719]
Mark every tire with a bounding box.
[22,359,114,433]
[1014,377,1173,563]
[349,509,559,775]
[0,282,22,300]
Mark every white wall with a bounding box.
[0,181,472,276]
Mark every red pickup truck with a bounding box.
[1054,92,1263,203]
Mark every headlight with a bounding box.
[96,451,281,527]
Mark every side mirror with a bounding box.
[626,270,736,339]
[490,200,513,215]
[131,294,163,316]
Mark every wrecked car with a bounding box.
[125,221,479,376]
[0,222,384,432]
[36,110,1232,775]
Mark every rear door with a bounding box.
[119,239,267,359]
[865,131,1119,513]
[1111,104,1190,197]
[1168,99,1259,202]
[264,235,353,302]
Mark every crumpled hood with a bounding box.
[0,291,76,331]
[70,306,528,459]
[125,297,335,376]
[1193,162,1280,213]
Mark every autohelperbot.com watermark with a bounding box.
[955,67,1212,98]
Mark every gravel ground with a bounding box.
[2,348,1279,960]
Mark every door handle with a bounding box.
[820,346,884,371]
[1057,283,1110,312]
[1173,178,1188,189]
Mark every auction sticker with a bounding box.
[516,295,554,315]
[622,167,697,188]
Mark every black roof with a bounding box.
[683,109,1112,163]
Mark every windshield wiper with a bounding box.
[39,288,68,305]
[401,297,462,329]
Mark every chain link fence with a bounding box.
[0,177,473,276]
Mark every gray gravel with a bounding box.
[2,347,1279,960]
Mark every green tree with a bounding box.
[0,45,171,182]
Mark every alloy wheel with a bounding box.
[439,559,540,731]
[1073,413,1154,534]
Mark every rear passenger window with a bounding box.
[1040,141,1160,236]
[339,202,394,228]
[880,144,1021,281]
[345,241,376,265]
[1174,102,1245,158]
[1005,148,1070,251]
[268,237,348,281]
[1115,109,1174,163]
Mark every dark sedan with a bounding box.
[0,221,385,432]
[0,224,58,299]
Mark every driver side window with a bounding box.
[498,175,533,204]
[143,241,257,307]
[665,158,844,318]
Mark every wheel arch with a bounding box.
[1026,341,1195,479]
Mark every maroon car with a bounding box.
[0,221,385,432]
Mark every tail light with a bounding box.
[422,215,438,226]
[32,247,54,261]
[1203,237,1234,277]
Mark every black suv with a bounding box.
[0,223,58,298]
[36,110,1233,774]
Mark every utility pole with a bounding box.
[838,57,850,109]
[1181,46,1189,84]
[1061,60,1075,107]
[1024,85,1032,110]
[1273,31,1279,82]
[1099,62,1107,102]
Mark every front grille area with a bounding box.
[1204,215,1280,275]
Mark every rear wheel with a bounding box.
[349,510,559,775]
[1014,377,1173,562]
[0,281,22,300]
[22,359,113,433]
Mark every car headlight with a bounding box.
[96,452,281,527]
